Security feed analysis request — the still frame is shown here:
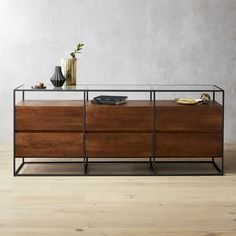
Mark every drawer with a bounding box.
[86,101,152,131]
[156,132,222,157]
[86,133,152,157]
[16,101,83,131]
[15,132,83,157]
[156,101,222,132]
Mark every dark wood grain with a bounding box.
[156,132,222,157]
[86,100,153,131]
[16,100,83,131]
[15,132,83,157]
[16,100,84,107]
[156,100,222,132]
[15,99,223,160]
[86,133,152,157]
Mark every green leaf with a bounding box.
[70,42,84,57]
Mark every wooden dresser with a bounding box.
[13,84,224,176]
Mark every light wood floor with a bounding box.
[0,143,236,236]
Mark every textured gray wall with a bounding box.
[0,0,235,143]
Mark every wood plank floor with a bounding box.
[0,143,236,236]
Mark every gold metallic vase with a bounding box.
[61,58,77,86]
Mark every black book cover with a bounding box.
[93,95,128,102]
[91,100,126,105]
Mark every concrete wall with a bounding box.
[0,0,235,143]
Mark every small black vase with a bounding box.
[50,66,66,87]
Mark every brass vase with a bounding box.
[61,58,77,86]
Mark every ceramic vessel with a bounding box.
[50,66,66,87]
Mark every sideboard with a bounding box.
[13,84,224,176]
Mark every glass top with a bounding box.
[15,84,223,92]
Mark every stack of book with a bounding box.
[91,95,128,105]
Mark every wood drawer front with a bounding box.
[86,106,152,131]
[86,133,152,157]
[16,106,83,131]
[156,133,222,157]
[15,133,83,157]
[156,105,222,132]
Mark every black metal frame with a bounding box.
[13,84,224,176]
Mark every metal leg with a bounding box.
[149,157,153,170]
[84,160,88,174]
[83,91,87,174]
[86,91,89,101]
[86,156,88,173]
[15,158,25,175]
[152,91,156,175]
[13,157,16,176]
[221,157,224,175]
[212,158,221,173]
[150,91,152,101]
[13,89,16,176]
[85,90,88,173]
[221,90,224,175]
